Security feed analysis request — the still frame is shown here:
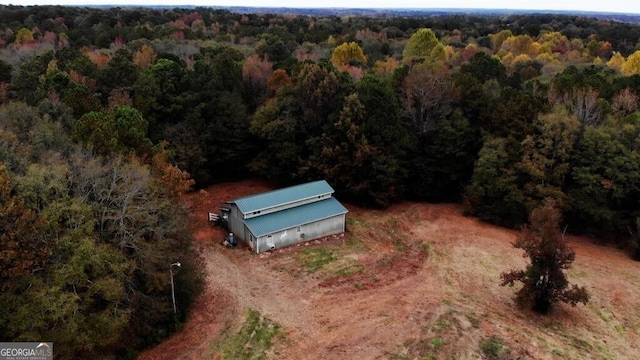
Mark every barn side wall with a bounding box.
[227,204,255,251]
[255,214,346,253]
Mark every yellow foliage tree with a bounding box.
[512,54,533,66]
[402,28,446,64]
[501,35,535,56]
[490,29,513,51]
[570,38,584,52]
[607,52,626,72]
[621,51,640,76]
[326,35,336,46]
[14,28,34,46]
[134,44,156,69]
[536,31,570,55]
[536,52,555,64]
[500,52,514,67]
[330,42,367,67]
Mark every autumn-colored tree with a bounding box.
[372,57,400,79]
[330,41,367,67]
[150,142,195,198]
[402,28,445,64]
[266,68,293,96]
[611,87,639,117]
[517,107,580,211]
[133,43,156,69]
[401,63,455,134]
[606,52,625,71]
[621,50,640,76]
[14,28,34,46]
[548,84,603,126]
[0,164,47,291]
[242,54,273,109]
[500,34,536,56]
[501,200,590,313]
[489,29,513,52]
[596,41,613,60]
[536,31,571,55]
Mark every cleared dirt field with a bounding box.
[139,179,640,360]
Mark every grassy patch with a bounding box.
[419,241,433,255]
[332,261,365,277]
[389,308,488,360]
[571,269,588,278]
[347,217,364,227]
[295,247,336,273]
[210,309,284,360]
[387,219,407,251]
[429,336,444,348]
[560,332,592,352]
[432,316,452,332]
[479,335,507,359]
[591,305,615,324]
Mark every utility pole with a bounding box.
[170,262,181,322]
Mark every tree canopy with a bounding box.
[3,5,640,356]
[500,201,590,313]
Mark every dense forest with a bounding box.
[2,5,640,358]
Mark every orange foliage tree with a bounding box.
[0,164,48,291]
[501,201,590,313]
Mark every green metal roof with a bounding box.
[244,197,348,237]
[233,180,334,214]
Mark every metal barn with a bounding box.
[222,180,348,253]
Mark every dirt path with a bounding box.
[139,180,640,360]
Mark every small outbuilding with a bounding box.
[221,180,348,253]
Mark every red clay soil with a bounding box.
[138,180,640,360]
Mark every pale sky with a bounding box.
[4,0,640,15]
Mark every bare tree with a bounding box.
[612,88,639,118]
[548,84,603,126]
[401,64,455,135]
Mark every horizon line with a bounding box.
[10,4,636,14]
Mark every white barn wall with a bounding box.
[227,204,256,251]
[255,214,346,252]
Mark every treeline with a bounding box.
[2,5,640,56]
[0,100,203,358]
[3,5,640,358]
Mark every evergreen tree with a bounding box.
[501,201,590,313]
